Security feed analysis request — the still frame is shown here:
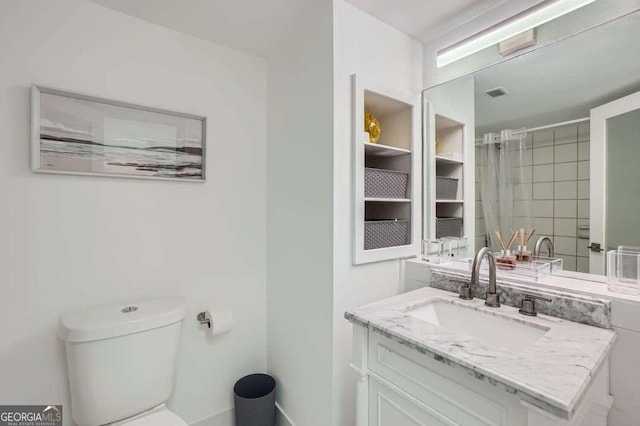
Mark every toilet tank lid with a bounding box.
[58,297,186,343]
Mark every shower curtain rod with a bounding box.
[511,117,589,135]
[475,117,589,144]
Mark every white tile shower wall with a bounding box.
[475,123,590,271]
[528,123,590,272]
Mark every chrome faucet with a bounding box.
[534,236,554,257]
[460,247,500,307]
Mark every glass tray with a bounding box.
[451,254,563,282]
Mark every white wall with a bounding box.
[266,2,335,425]
[0,1,267,425]
[332,1,423,424]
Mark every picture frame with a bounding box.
[31,85,207,181]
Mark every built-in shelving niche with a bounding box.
[424,103,471,246]
[352,74,420,265]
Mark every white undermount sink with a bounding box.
[406,301,549,352]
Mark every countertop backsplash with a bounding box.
[428,270,611,328]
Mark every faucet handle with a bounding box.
[459,283,473,300]
[519,293,551,316]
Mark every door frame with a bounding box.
[590,90,640,274]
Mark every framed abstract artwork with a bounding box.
[31,86,206,181]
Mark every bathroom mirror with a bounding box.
[422,10,640,278]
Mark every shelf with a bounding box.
[353,74,419,265]
[435,155,463,165]
[365,90,412,117]
[435,115,463,131]
[365,197,411,203]
[365,142,411,157]
[424,103,470,249]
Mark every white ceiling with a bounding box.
[84,0,639,133]
[474,11,640,134]
[344,0,510,42]
[86,0,542,57]
[87,0,330,57]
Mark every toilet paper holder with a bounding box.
[196,312,211,328]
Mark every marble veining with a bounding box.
[428,268,612,328]
[345,286,616,420]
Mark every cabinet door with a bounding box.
[369,378,455,426]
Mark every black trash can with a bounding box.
[234,373,276,426]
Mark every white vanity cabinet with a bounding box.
[351,325,612,426]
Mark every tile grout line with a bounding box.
[552,129,556,258]
[575,126,579,264]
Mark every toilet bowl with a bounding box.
[59,297,187,426]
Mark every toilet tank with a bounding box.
[59,297,186,426]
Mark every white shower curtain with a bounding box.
[477,129,532,251]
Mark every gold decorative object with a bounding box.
[365,113,381,143]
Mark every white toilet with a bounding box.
[58,297,188,426]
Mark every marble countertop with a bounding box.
[345,286,616,419]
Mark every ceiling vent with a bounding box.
[485,87,509,98]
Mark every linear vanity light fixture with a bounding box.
[436,0,597,67]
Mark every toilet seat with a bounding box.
[110,405,187,426]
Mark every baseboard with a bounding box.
[275,402,295,426]
[191,407,233,426]
[190,403,294,426]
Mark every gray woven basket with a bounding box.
[436,217,463,238]
[365,168,409,199]
[365,220,409,250]
[436,176,459,200]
